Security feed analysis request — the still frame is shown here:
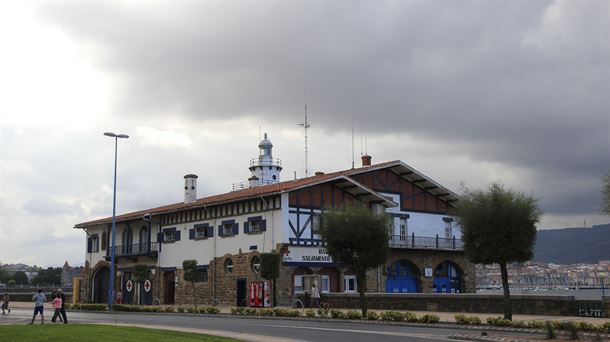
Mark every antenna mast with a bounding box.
[298,104,311,177]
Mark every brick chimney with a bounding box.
[361,154,372,166]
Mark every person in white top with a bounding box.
[311,283,321,308]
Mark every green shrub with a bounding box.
[79,304,107,311]
[486,316,512,327]
[381,311,404,321]
[273,308,300,317]
[186,307,197,313]
[566,322,579,340]
[317,308,329,318]
[455,313,481,325]
[419,314,440,324]
[602,322,610,333]
[70,303,80,310]
[366,311,379,320]
[164,306,175,313]
[345,310,362,320]
[330,309,345,319]
[305,309,316,318]
[206,306,220,314]
[176,307,185,313]
[231,307,246,315]
[575,321,595,332]
[545,321,557,340]
[404,312,419,323]
[244,308,257,316]
[527,321,546,329]
[512,321,526,328]
[256,308,274,316]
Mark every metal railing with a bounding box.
[232,179,280,191]
[388,234,464,251]
[250,157,282,168]
[114,242,158,257]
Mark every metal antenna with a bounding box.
[298,100,310,177]
[351,97,355,169]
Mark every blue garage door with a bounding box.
[386,260,420,293]
[433,261,462,293]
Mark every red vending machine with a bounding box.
[248,281,272,307]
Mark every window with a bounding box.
[164,230,176,243]
[344,275,357,293]
[101,231,107,251]
[312,214,322,235]
[219,220,238,237]
[190,224,213,240]
[91,234,99,253]
[251,256,261,274]
[294,275,304,293]
[195,227,207,239]
[224,259,233,274]
[399,217,408,241]
[444,219,453,239]
[250,221,261,232]
[245,217,266,234]
[320,275,330,293]
[223,223,233,236]
[196,268,208,282]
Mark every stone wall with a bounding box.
[324,293,577,316]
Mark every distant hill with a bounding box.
[533,224,610,264]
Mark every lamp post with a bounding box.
[104,132,129,311]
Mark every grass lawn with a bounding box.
[0,324,243,341]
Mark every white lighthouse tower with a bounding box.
[248,133,282,187]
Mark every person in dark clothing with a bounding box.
[57,288,68,323]
[1,292,10,314]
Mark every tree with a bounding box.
[456,182,541,320]
[602,171,610,216]
[31,267,61,286]
[260,253,280,307]
[319,203,390,316]
[182,259,198,308]
[13,271,29,286]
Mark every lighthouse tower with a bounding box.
[248,133,282,187]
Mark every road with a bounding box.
[0,308,536,342]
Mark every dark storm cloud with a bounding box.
[35,1,609,219]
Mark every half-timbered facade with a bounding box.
[75,134,475,307]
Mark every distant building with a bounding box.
[75,134,474,306]
[61,261,84,288]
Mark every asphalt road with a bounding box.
[0,308,535,342]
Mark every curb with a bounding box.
[449,333,533,342]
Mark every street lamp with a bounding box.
[104,132,129,311]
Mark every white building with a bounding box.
[75,134,474,306]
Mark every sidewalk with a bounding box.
[6,301,609,325]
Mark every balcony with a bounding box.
[389,234,464,251]
[107,242,158,259]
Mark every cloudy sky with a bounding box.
[0,1,608,267]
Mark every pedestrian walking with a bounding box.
[51,292,62,323]
[1,292,10,314]
[311,283,321,308]
[57,288,68,323]
[28,289,47,325]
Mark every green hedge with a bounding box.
[69,303,107,311]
